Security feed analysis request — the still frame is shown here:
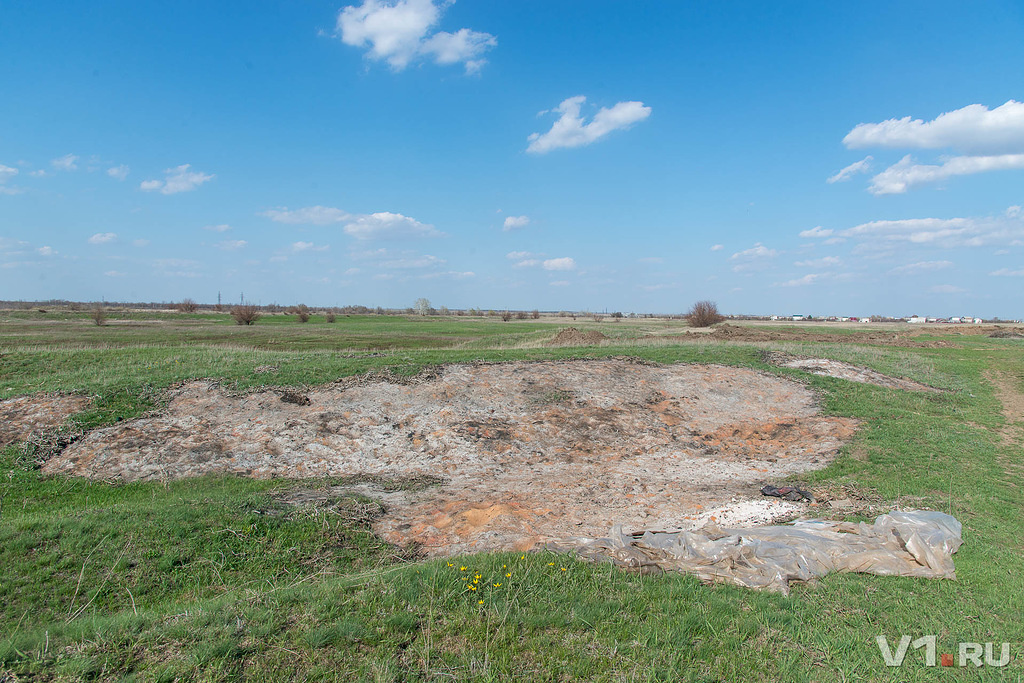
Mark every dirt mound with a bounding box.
[771,355,941,392]
[704,323,953,348]
[546,327,609,346]
[0,393,92,448]
[989,327,1024,339]
[44,360,858,555]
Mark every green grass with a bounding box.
[2,312,1023,681]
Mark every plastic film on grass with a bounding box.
[557,510,962,594]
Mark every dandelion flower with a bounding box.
[478,599,484,604]
[547,562,555,566]
[493,583,502,588]
[506,572,511,578]
[560,567,567,572]
[460,566,467,571]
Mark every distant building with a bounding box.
[907,315,926,323]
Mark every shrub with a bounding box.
[90,306,107,326]
[531,309,540,319]
[686,300,725,327]
[325,312,337,323]
[177,298,198,313]
[515,310,528,320]
[295,304,310,323]
[230,304,261,326]
[501,310,512,322]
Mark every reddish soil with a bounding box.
[42,359,859,555]
[0,393,92,448]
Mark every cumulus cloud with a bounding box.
[513,259,539,268]
[262,206,351,225]
[929,284,966,294]
[502,215,530,231]
[990,268,1024,277]
[292,241,329,252]
[816,206,1024,251]
[37,246,55,256]
[506,250,538,260]
[343,212,441,239]
[527,96,651,154]
[889,260,953,274]
[779,273,824,287]
[799,226,833,238]
[731,243,778,260]
[709,245,723,252]
[336,0,496,74]
[52,154,78,171]
[869,153,1024,194]
[0,164,18,183]
[107,165,130,180]
[542,257,576,271]
[217,240,248,251]
[794,256,840,268]
[827,156,873,183]
[263,205,441,239]
[380,254,444,268]
[88,232,117,244]
[140,164,214,194]
[844,100,1024,153]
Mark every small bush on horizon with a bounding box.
[90,305,107,326]
[686,300,726,327]
[177,298,198,313]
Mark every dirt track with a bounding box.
[43,359,859,554]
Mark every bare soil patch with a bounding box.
[770,354,941,392]
[546,327,609,346]
[654,323,954,348]
[0,393,92,448]
[43,359,858,555]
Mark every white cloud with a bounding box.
[37,246,55,256]
[527,96,651,154]
[140,164,214,194]
[263,205,440,239]
[869,153,1024,194]
[929,284,966,294]
[420,269,475,279]
[709,245,723,252]
[503,215,530,231]
[28,169,48,178]
[203,224,232,232]
[217,240,248,251]
[836,210,1024,248]
[132,239,150,247]
[88,232,117,244]
[513,259,539,268]
[990,268,1024,277]
[794,256,840,268]
[827,156,873,183]
[262,206,351,225]
[731,243,778,260]
[844,100,1024,153]
[0,164,18,183]
[799,226,833,238]
[292,241,329,252]
[779,273,824,287]
[1008,205,1022,218]
[506,250,538,260]
[104,270,126,277]
[380,254,443,269]
[889,260,953,275]
[337,0,495,74]
[343,212,441,239]
[542,257,576,271]
[52,154,78,171]
[107,165,130,181]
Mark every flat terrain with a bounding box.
[1,310,1023,681]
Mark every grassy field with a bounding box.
[1,310,1023,681]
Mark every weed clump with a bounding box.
[90,305,107,326]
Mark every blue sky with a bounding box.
[2,1,1023,316]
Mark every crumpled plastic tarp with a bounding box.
[554,510,962,594]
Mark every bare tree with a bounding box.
[91,305,107,326]
[415,298,431,316]
[686,300,725,327]
[230,304,261,325]
[177,298,198,313]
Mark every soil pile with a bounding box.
[0,394,92,448]
[546,327,609,346]
[44,359,858,555]
[773,356,941,392]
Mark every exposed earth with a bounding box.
[0,393,92,448]
[41,359,860,555]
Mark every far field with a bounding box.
[1,309,1022,681]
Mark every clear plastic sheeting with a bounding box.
[557,510,962,594]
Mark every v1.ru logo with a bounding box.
[877,635,1011,668]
